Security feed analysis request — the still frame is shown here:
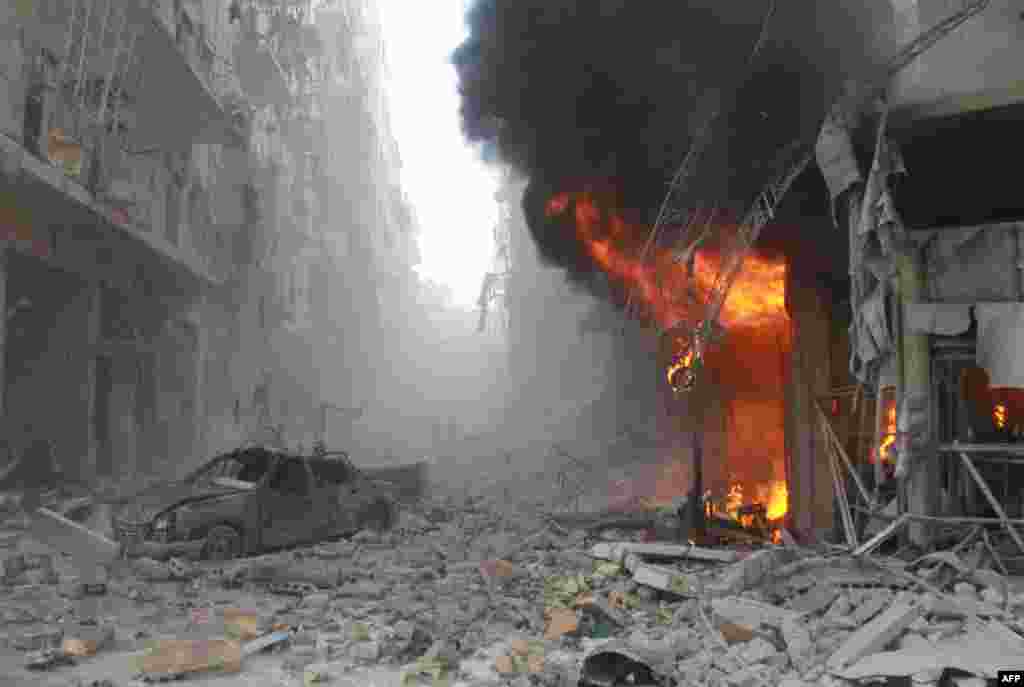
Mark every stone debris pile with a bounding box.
[0,495,1021,686]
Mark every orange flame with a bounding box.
[878,400,897,463]
[545,190,787,332]
[994,403,1008,430]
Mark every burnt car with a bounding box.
[113,448,398,561]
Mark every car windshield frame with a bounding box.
[184,450,276,487]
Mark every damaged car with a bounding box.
[113,448,398,561]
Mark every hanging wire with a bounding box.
[622,0,779,328]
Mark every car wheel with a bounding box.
[361,499,396,533]
[203,525,242,562]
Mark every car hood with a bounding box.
[114,482,245,523]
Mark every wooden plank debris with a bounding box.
[137,639,243,677]
[62,623,115,657]
[958,450,1024,554]
[852,514,909,557]
[826,600,922,671]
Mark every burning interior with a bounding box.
[544,187,793,541]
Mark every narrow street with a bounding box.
[4,0,1024,686]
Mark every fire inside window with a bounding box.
[993,403,1008,430]
[875,387,897,466]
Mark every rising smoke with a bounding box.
[453,0,896,290]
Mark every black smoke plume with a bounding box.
[453,0,895,287]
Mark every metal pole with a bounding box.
[691,428,705,543]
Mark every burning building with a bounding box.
[458,0,1024,554]
[455,0,897,540]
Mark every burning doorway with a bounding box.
[544,189,794,540]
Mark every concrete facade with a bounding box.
[0,0,409,487]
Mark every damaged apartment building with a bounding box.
[782,0,1024,556]
[0,0,418,487]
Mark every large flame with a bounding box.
[545,190,787,332]
[759,480,789,521]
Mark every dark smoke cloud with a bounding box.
[453,0,895,286]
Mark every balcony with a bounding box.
[125,0,238,150]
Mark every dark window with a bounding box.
[269,458,309,495]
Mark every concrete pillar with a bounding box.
[895,247,937,548]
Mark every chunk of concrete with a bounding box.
[592,542,738,565]
[789,584,839,615]
[631,562,700,597]
[712,596,804,630]
[848,591,890,626]
[826,601,922,671]
[713,549,797,595]
[781,617,814,674]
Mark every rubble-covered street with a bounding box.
[6,0,1024,685]
[2,491,1024,687]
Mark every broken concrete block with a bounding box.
[712,596,804,630]
[7,625,63,652]
[714,549,797,595]
[789,584,839,615]
[897,633,934,652]
[741,637,779,665]
[827,600,923,671]
[301,592,331,609]
[953,582,977,599]
[781,617,814,674]
[848,591,890,626]
[592,542,738,565]
[631,562,699,596]
[979,586,1005,606]
[349,640,381,661]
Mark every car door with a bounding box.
[309,457,360,537]
[261,457,317,549]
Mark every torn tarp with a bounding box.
[815,108,864,227]
[923,227,1020,302]
[850,284,893,382]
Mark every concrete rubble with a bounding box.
[0,493,1022,687]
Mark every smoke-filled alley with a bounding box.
[2,1,1024,686]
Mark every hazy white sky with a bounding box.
[378,0,500,308]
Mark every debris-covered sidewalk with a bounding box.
[1,493,1023,687]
